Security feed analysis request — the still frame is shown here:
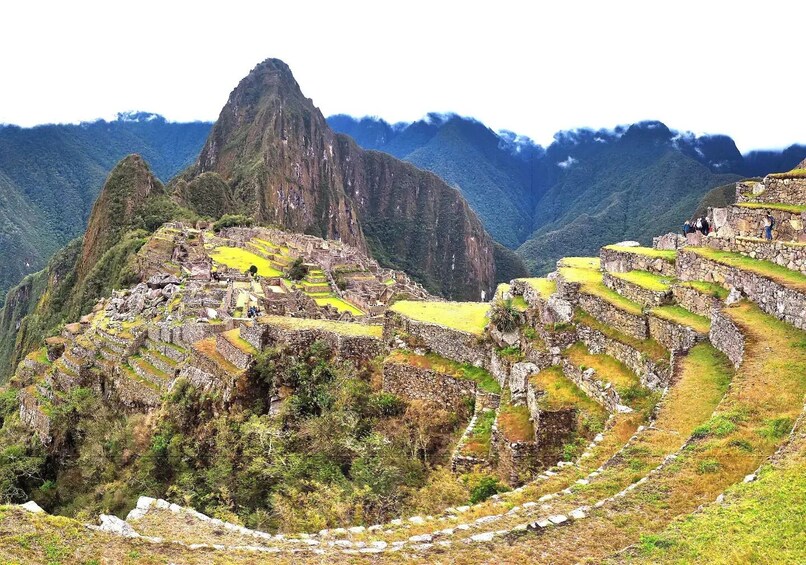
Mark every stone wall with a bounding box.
[653,233,687,250]
[647,315,705,352]
[600,247,676,277]
[672,284,722,319]
[576,323,672,391]
[18,389,51,445]
[710,308,745,368]
[711,205,806,242]
[491,426,540,486]
[262,324,384,365]
[382,361,476,410]
[108,368,161,410]
[704,236,806,276]
[383,311,489,368]
[736,176,806,206]
[676,249,806,331]
[578,293,648,340]
[215,334,253,370]
[559,359,621,412]
[602,272,673,307]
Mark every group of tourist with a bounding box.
[683,213,775,240]
[682,216,711,236]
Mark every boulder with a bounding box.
[21,501,44,514]
[147,274,181,289]
[99,514,139,537]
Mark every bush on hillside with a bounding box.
[489,298,522,333]
[212,214,253,232]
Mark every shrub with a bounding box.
[287,258,309,281]
[248,265,258,276]
[489,299,522,333]
[212,214,253,232]
[335,274,347,291]
[468,475,508,504]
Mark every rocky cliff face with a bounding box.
[183,59,496,299]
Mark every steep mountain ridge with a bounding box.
[180,59,509,299]
[0,115,210,302]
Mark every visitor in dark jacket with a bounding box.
[763,214,775,240]
[696,216,710,235]
[682,220,693,235]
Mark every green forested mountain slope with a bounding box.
[329,116,806,274]
[0,114,210,302]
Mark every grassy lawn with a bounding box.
[516,277,557,299]
[462,408,496,458]
[313,295,364,315]
[209,246,282,277]
[687,247,806,292]
[559,258,644,315]
[27,347,51,366]
[574,309,668,362]
[623,452,806,564]
[769,167,806,178]
[260,315,382,338]
[678,280,729,300]
[386,349,500,394]
[603,245,677,262]
[651,305,711,334]
[222,329,257,354]
[735,201,806,214]
[390,300,489,335]
[612,270,674,292]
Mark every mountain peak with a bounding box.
[79,154,164,277]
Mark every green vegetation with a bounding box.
[209,246,281,277]
[489,298,523,332]
[625,457,805,564]
[769,167,806,178]
[603,245,677,261]
[517,277,556,298]
[261,315,382,338]
[574,309,668,362]
[612,270,674,291]
[651,305,711,334]
[390,300,489,335]
[565,343,656,414]
[560,259,645,316]
[688,247,806,292]
[313,296,364,316]
[530,366,609,440]
[462,409,496,458]
[286,257,309,281]
[211,214,253,232]
[679,280,729,299]
[735,201,806,214]
[386,350,501,394]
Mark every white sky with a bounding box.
[1,0,804,152]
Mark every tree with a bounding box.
[287,258,309,281]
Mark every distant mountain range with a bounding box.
[0,113,211,303]
[328,114,806,273]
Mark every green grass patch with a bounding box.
[769,167,806,178]
[209,246,282,277]
[517,277,557,299]
[612,270,674,292]
[313,295,364,315]
[687,247,806,292]
[390,300,489,335]
[678,280,729,300]
[259,315,382,338]
[735,201,806,214]
[603,245,677,262]
[558,258,644,315]
[386,349,500,394]
[222,328,257,354]
[651,305,711,334]
[530,366,608,424]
